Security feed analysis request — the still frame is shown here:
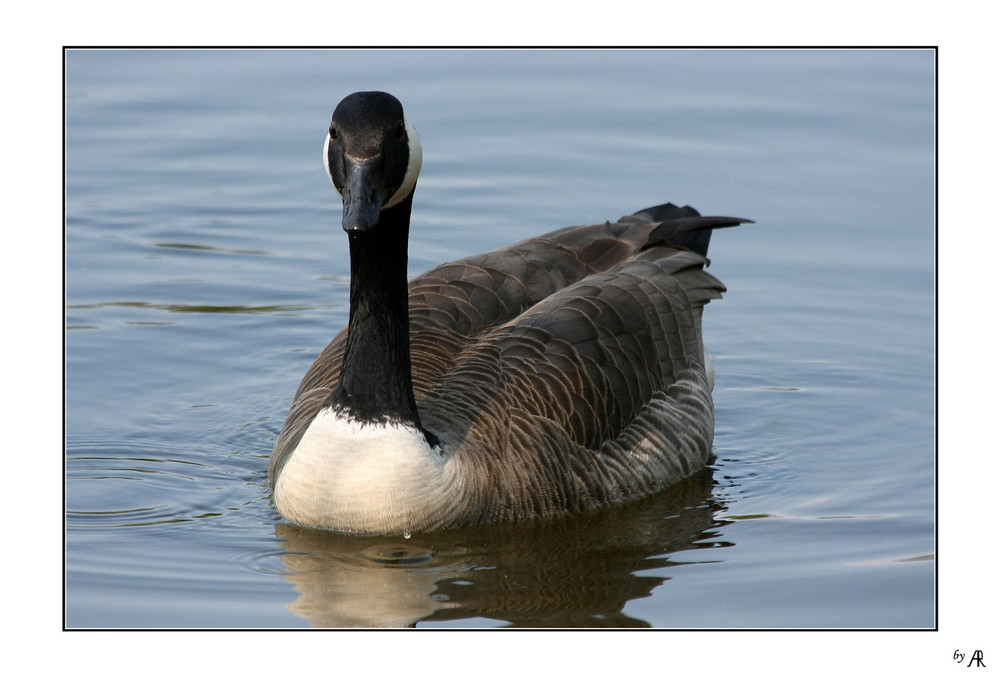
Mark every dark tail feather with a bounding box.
[635,202,752,257]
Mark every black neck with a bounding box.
[328,194,424,428]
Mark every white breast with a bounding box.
[273,407,462,534]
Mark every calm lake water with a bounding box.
[64,49,934,631]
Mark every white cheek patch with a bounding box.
[322,113,422,209]
[323,132,343,198]
[383,113,422,210]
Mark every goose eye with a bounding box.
[394,121,405,140]
[329,124,338,140]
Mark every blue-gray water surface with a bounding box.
[65,49,934,630]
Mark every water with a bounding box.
[64,49,934,630]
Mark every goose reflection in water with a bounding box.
[273,469,730,627]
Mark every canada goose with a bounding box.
[269,91,750,534]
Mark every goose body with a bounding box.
[269,91,750,534]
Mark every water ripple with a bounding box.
[66,437,267,530]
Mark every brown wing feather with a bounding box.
[413,249,722,521]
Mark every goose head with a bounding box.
[323,91,423,232]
